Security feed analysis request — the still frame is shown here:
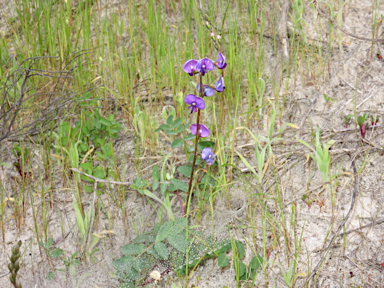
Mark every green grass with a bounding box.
[1,0,380,287]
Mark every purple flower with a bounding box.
[201,147,215,166]
[195,58,214,76]
[216,52,227,69]
[183,59,198,76]
[190,124,210,138]
[184,94,205,113]
[215,75,225,92]
[196,83,215,97]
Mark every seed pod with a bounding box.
[10,254,18,263]
[14,262,20,273]
[10,274,16,284]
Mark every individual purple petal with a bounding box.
[182,59,198,76]
[184,94,196,105]
[215,75,225,92]
[216,52,227,69]
[195,97,205,110]
[195,58,214,76]
[196,84,215,97]
[190,124,210,137]
[184,94,205,113]
[201,147,215,165]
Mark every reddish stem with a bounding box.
[185,73,203,215]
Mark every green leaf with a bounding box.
[177,165,192,177]
[169,183,177,192]
[121,244,143,256]
[155,124,170,132]
[156,220,174,242]
[152,181,159,191]
[165,130,177,135]
[84,185,93,193]
[166,115,174,126]
[50,248,63,258]
[118,282,134,288]
[46,238,53,248]
[160,183,167,195]
[152,165,159,182]
[167,233,188,253]
[171,138,183,148]
[147,246,161,259]
[235,240,245,259]
[69,264,76,276]
[131,177,149,190]
[237,261,246,277]
[197,141,215,150]
[249,254,263,270]
[79,142,88,153]
[125,267,140,280]
[112,255,136,271]
[171,118,182,128]
[93,167,106,179]
[184,133,195,141]
[174,217,187,229]
[0,162,12,167]
[176,124,185,134]
[72,259,80,266]
[170,178,188,192]
[187,145,195,152]
[206,239,231,257]
[187,155,202,165]
[200,174,216,186]
[218,253,229,268]
[154,242,169,260]
[166,220,184,237]
[132,234,149,244]
[46,271,55,280]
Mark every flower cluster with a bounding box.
[182,52,227,165]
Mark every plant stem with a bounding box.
[185,74,203,214]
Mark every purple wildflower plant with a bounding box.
[183,59,198,76]
[196,83,215,97]
[215,75,225,92]
[195,58,214,76]
[190,124,210,138]
[184,94,205,113]
[201,147,215,166]
[216,52,227,69]
[182,52,227,211]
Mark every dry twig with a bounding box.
[304,160,359,286]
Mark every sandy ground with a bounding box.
[1,0,384,287]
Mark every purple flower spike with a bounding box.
[184,94,205,113]
[196,83,215,97]
[183,59,198,76]
[215,75,225,92]
[195,58,214,76]
[201,147,215,166]
[190,124,210,138]
[216,52,227,69]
